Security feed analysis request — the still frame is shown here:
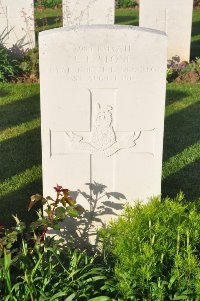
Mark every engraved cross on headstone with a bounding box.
[50,89,155,188]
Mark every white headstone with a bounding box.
[39,25,167,243]
[0,0,35,55]
[139,0,193,62]
[62,0,115,26]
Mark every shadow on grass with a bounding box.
[191,41,200,59]
[0,90,11,98]
[191,20,200,38]
[36,15,62,27]
[165,88,190,105]
[115,14,138,26]
[0,128,42,182]
[162,156,200,201]
[0,127,42,226]
[0,179,42,228]
[162,87,200,200]
[0,93,40,130]
[191,19,200,59]
[35,16,62,42]
[163,99,200,162]
[35,16,62,35]
[0,87,42,226]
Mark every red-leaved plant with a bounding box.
[28,184,84,241]
[0,185,84,257]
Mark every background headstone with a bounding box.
[139,0,193,62]
[39,25,167,244]
[0,0,35,55]
[62,0,115,26]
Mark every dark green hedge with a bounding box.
[116,0,138,8]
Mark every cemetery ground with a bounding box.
[0,7,200,227]
[0,7,200,301]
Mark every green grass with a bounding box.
[0,84,42,227]
[115,8,139,26]
[35,7,200,59]
[162,84,200,200]
[1,83,200,227]
[35,8,62,34]
[191,9,200,59]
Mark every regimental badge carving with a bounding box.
[65,104,141,157]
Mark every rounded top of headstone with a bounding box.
[39,24,167,38]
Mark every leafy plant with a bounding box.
[116,0,138,8]
[167,57,200,83]
[194,0,200,7]
[0,235,115,300]
[100,194,200,300]
[19,47,39,81]
[0,46,39,83]
[27,184,85,240]
[0,185,117,300]
[35,0,62,9]
[0,184,84,266]
[166,67,177,83]
[0,47,20,83]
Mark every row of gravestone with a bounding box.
[1,0,193,245]
[0,0,193,62]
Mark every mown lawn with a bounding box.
[191,9,200,58]
[0,84,42,226]
[162,84,200,200]
[1,83,200,226]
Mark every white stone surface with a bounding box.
[39,25,167,243]
[0,0,35,54]
[139,0,193,62]
[62,0,115,26]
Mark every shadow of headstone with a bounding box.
[49,181,126,252]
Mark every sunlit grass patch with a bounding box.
[0,83,39,106]
[162,83,200,199]
[0,165,42,198]
[0,84,42,226]
[0,118,40,142]
[163,140,200,180]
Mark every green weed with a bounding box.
[100,195,200,300]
